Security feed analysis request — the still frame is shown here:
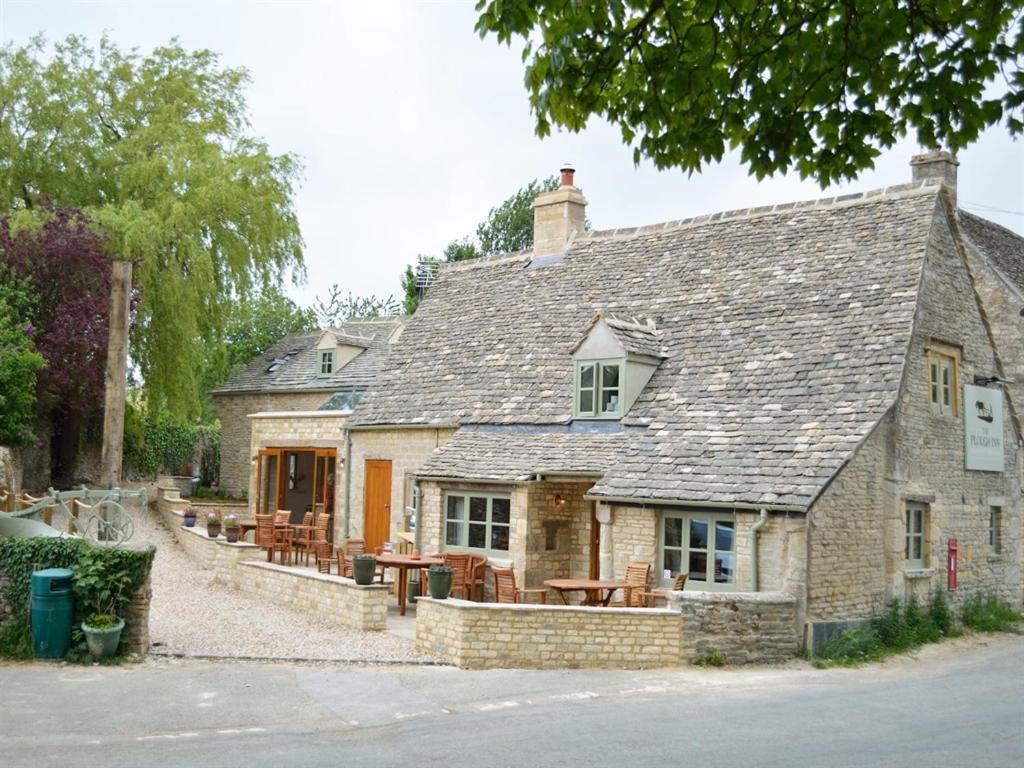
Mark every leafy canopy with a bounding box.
[0,266,44,446]
[401,176,558,312]
[0,36,304,418]
[475,1,1024,185]
[313,285,401,328]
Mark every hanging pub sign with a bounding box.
[964,384,1004,472]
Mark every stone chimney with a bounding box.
[911,148,958,205]
[532,164,587,257]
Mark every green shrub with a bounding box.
[0,537,154,661]
[122,405,220,481]
[815,628,884,666]
[697,648,727,667]
[961,593,1024,633]
[929,590,954,636]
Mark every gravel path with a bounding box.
[132,505,438,663]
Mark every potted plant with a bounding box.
[182,505,197,527]
[222,513,240,543]
[76,556,132,659]
[205,508,222,538]
[352,554,377,585]
[427,564,453,600]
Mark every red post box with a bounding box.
[947,538,958,591]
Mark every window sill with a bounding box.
[988,554,1004,563]
[903,568,936,580]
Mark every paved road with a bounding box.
[2,635,1021,768]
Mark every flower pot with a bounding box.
[81,618,125,659]
[352,554,377,585]
[427,565,453,599]
[224,527,240,543]
[207,522,221,538]
[183,515,197,528]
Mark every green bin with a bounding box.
[31,568,74,659]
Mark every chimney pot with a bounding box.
[560,164,575,187]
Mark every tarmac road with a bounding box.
[1,634,1021,768]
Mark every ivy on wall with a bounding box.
[123,402,220,483]
[0,537,154,660]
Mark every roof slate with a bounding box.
[959,211,1024,297]
[604,315,665,358]
[351,183,945,509]
[212,318,404,395]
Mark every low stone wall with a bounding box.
[415,598,682,669]
[668,591,799,664]
[235,561,390,632]
[122,576,152,655]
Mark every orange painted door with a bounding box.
[363,459,392,552]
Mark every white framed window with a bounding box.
[444,492,510,555]
[905,503,926,567]
[575,359,622,418]
[659,511,735,591]
[990,507,1002,554]
[320,350,334,375]
[928,347,958,416]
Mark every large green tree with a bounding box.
[0,268,44,446]
[475,1,1024,185]
[401,176,558,313]
[0,36,304,419]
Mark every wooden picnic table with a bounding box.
[375,553,444,616]
[543,579,631,607]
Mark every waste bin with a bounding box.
[31,568,74,659]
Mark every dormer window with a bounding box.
[320,350,334,375]
[576,360,622,418]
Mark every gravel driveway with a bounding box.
[132,504,437,663]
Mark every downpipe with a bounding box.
[750,508,768,592]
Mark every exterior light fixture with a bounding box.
[973,374,1014,387]
[554,494,567,508]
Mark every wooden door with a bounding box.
[589,504,600,579]
[363,459,392,552]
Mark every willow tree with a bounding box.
[0,36,303,483]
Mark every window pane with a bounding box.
[715,521,734,552]
[491,497,510,524]
[580,364,594,388]
[491,524,509,551]
[445,522,462,546]
[930,362,939,403]
[689,551,708,582]
[663,549,681,576]
[579,389,594,413]
[689,519,708,550]
[602,364,620,388]
[601,388,620,414]
[446,496,465,520]
[468,522,486,549]
[469,497,487,522]
[912,536,922,561]
[664,517,682,548]
[715,553,734,583]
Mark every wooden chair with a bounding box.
[341,538,384,581]
[640,572,689,607]
[492,566,547,604]
[466,554,487,601]
[610,561,652,607]
[274,509,291,525]
[315,540,336,574]
[313,514,331,542]
[443,552,470,599]
[293,511,316,565]
[256,514,292,564]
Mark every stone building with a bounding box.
[341,158,1022,648]
[212,317,404,537]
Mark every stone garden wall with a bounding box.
[668,590,799,664]
[415,597,682,669]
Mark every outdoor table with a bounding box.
[543,579,631,607]
[374,553,444,616]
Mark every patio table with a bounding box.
[375,553,444,616]
[543,579,631,607]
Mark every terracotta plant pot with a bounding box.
[207,523,221,538]
[224,527,240,543]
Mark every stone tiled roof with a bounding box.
[212,317,405,395]
[959,211,1024,297]
[352,182,945,509]
[418,427,634,482]
[605,315,665,358]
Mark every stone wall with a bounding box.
[233,561,390,632]
[807,200,1023,630]
[214,390,331,497]
[348,427,457,543]
[415,597,682,669]
[668,591,799,664]
[121,576,152,655]
[156,486,264,571]
[523,481,595,588]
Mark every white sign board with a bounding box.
[964,384,1004,472]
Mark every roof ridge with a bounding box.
[582,179,942,241]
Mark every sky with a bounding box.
[2,0,1022,309]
